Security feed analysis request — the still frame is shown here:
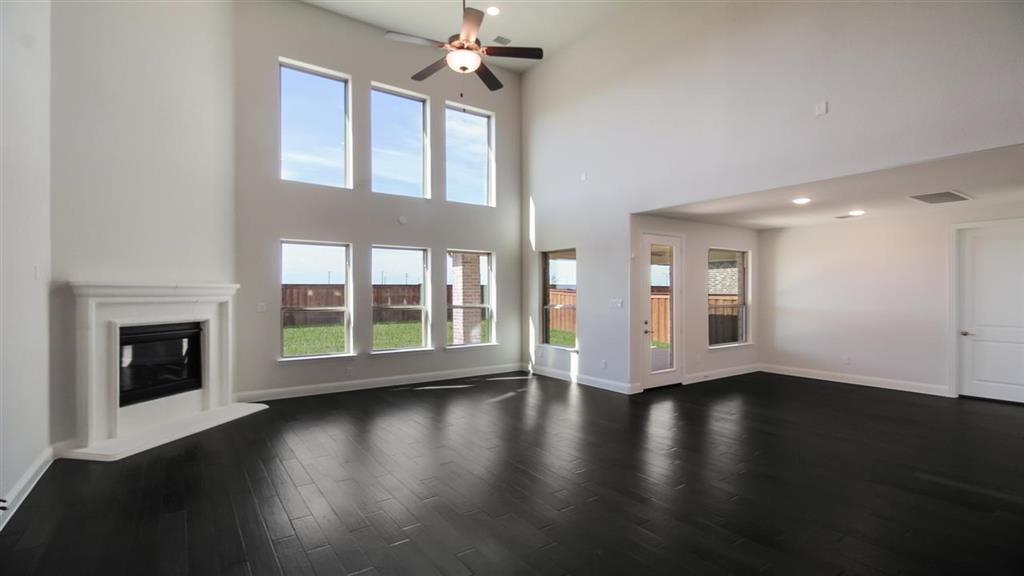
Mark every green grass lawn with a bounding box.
[547,328,576,348]
[373,322,425,350]
[283,324,345,357]
[651,340,671,349]
[284,321,495,356]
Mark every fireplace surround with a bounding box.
[60,282,266,461]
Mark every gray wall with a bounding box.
[50,1,236,442]
[233,1,522,397]
[1,0,52,527]
[522,2,1024,390]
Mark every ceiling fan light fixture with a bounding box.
[446,49,481,73]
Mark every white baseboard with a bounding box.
[528,365,641,395]
[234,363,526,402]
[760,364,954,397]
[683,364,761,385]
[0,443,61,531]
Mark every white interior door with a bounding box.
[641,234,681,388]
[959,222,1024,402]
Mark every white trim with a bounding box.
[278,352,357,363]
[0,443,61,530]
[528,365,641,395]
[369,347,435,356]
[760,364,954,398]
[445,342,500,351]
[683,364,760,384]
[69,282,239,298]
[234,363,525,402]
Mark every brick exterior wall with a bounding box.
[708,261,739,295]
[451,253,483,344]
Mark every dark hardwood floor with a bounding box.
[2,371,1024,575]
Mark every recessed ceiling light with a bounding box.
[792,197,812,205]
[486,6,500,16]
[848,209,866,217]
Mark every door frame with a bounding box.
[947,217,1024,398]
[640,233,683,389]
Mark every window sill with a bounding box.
[538,344,579,354]
[369,347,435,356]
[708,342,753,351]
[445,342,499,351]
[278,352,356,364]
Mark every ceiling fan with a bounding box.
[384,1,543,91]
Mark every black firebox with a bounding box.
[119,322,203,406]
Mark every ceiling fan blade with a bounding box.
[460,7,485,43]
[385,31,445,48]
[411,57,449,81]
[483,46,544,60]
[475,62,503,91]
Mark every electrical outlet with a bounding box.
[256,302,267,313]
[345,367,354,378]
[601,359,608,369]
[815,100,829,116]
[842,355,851,365]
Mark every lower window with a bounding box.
[708,248,748,346]
[372,246,429,351]
[447,250,494,346]
[281,241,350,357]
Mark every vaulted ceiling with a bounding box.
[305,1,625,71]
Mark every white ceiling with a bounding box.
[646,145,1024,229]
[305,0,625,71]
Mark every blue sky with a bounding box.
[282,243,346,284]
[280,67,346,187]
[371,90,424,197]
[446,108,489,205]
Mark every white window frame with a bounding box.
[707,247,750,349]
[541,249,577,349]
[279,239,353,360]
[370,245,432,353]
[446,249,496,348]
[371,83,431,199]
[444,102,495,207]
[279,57,353,190]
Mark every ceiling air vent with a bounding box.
[909,190,971,204]
[834,214,854,219]
[492,35,512,46]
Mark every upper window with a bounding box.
[447,251,493,346]
[372,88,427,198]
[446,106,492,206]
[708,249,748,346]
[280,62,349,188]
[281,241,350,358]
[542,249,577,348]
[372,247,429,351]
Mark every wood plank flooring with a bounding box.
[2,371,1024,575]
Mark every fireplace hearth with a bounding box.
[120,322,203,406]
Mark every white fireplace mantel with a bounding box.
[59,282,266,461]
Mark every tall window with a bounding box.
[708,249,748,346]
[446,105,492,206]
[542,249,577,348]
[447,251,493,346]
[281,241,349,358]
[372,247,429,351]
[280,61,348,188]
[372,87,427,197]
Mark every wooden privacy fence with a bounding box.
[548,290,741,346]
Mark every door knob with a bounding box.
[960,330,975,336]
